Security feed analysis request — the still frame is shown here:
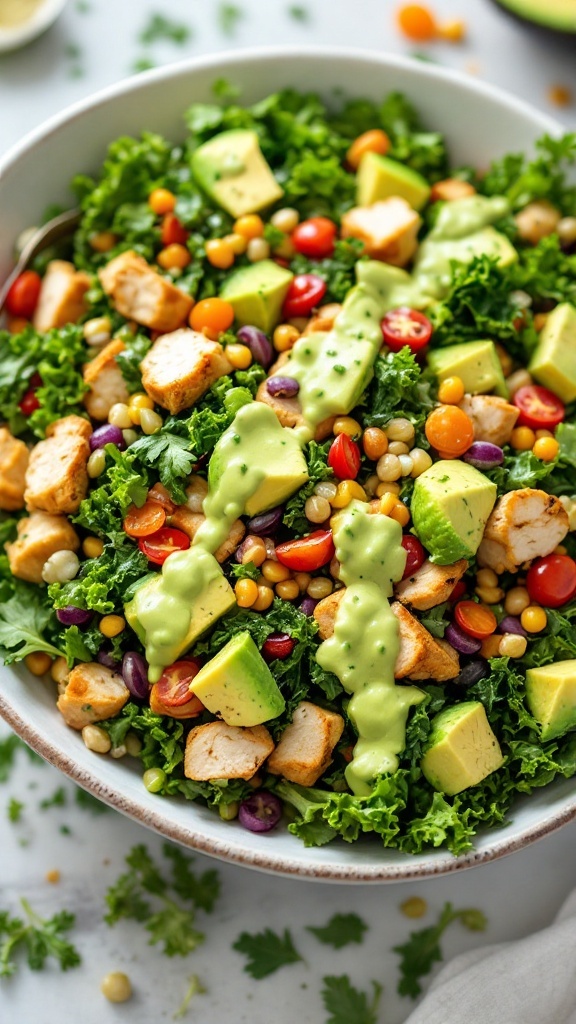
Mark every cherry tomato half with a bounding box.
[425,405,474,458]
[5,270,42,319]
[526,554,576,608]
[282,274,327,318]
[161,212,189,247]
[18,388,40,416]
[513,385,565,430]
[292,217,337,259]
[149,683,203,719]
[328,433,361,480]
[123,501,166,538]
[381,307,432,353]
[156,659,202,707]
[138,526,190,565]
[401,535,426,579]
[275,530,335,572]
[454,600,497,640]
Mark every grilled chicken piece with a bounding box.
[267,702,344,786]
[477,489,569,574]
[184,722,274,781]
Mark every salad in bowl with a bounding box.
[1,83,576,857]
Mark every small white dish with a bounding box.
[0,0,68,53]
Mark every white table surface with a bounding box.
[1,2,576,1022]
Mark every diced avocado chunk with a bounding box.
[427,340,508,398]
[208,402,309,517]
[421,701,504,795]
[191,129,283,217]
[220,260,294,333]
[357,152,430,211]
[124,568,236,665]
[191,631,285,726]
[525,660,576,741]
[529,302,576,403]
[411,459,497,564]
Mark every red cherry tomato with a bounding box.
[161,213,189,246]
[138,527,190,565]
[328,433,361,480]
[282,274,327,318]
[401,535,425,579]
[275,530,335,571]
[454,600,497,640]
[381,307,433,353]
[5,270,42,319]
[292,217,337,259]
[262,633,297,661]
[156,659,202,707]
[18,388,40,416]
[513,385,565,430]
[526,554,576,608]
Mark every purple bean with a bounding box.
[445,621,482,655]
[454,659,490,688]
[497,615,528,637]
[122,651,150,700]
[266,376,299,398]
[239,790,283,833]
[89,424,126,452]
[299,596,318,616]
[97,649,120,670]
[463,442,504,470]
[237,326,273,369]
[55,605,92,626]
[246,506,284,536]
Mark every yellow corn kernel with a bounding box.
[139,408,163,435]
[521,605,548,633]
[83,537,104,559]
[157,243,191,270]
[276,579,300,600]
[378,492,398,516]
[437,375,465,405]
[148,188,176,215]
[99,614,126,638]
[234,214,264,239]
[234,578,259,608]
[128,391,154,424]
[376,481,401,498]
[331,479,367,508]
[273,324,299,352]
[223,232,248,255]
[333,416,362,439]
[511,426,536,451]
[437,18,466,42]
[389,500,411,527]
[253,584,274,612]
[24,652,53,676]
[261,559,291,583]
[532,436,559,461]
[226,344,253,370]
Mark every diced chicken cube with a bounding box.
[0,428,29,511]
[140,328,232,415]
[99,250,193,333]
[24,415,91,515]
[477,488,569,574]
[6,511,80,584]
[267,701,345,786]
[341,198,421,266]
[256,353,335,441]
[459,394,519,447]
[83,338,130,421]
[184,722,274,781]
[32,260,90,334]
[313,590,459,682]
[169,507,245,563]
[56,662,129,730]
[302,303,342,335]
[395,558,468,611]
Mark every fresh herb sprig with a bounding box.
[233,927,303,978]
[0,899,80,977]
[394,901,487,998]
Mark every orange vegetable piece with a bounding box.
[123,501,166,538]
[189,297,235,334]
[425,405,474,457]
[397,3,437,41]
[455,600,497,640]
[347,129,391,171]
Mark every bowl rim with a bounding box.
[0,46,572,882]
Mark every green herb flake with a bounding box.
[394,901,487,998]
[7,798,24,823]
[217,3,243,35]
[139,14,192,46]
[0,899,80,977]
[288,5,310,21]
[321,975,382,1024]
[307,912,368,949]
[233,927,303,978]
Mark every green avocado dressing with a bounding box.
[316,502,424,795]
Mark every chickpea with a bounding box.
[386,417,415,443]
[515,200,561,245]
[101,972,132,1003]
[363,427,388,460]
[376,453,402,482]
[307,577,334,600]
[305,495,331,523]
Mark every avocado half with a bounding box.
[492,0,576,36]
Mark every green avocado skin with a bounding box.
[491,0,576,36]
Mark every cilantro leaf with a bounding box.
[163,844,221,914]
[0,899,80,977]
[307,913,368,949]
[0,583,63,664]
[130,431,196,504]
[394,901,487,998]
[7,798,24,823]
[233,927,303,978]
[321,975,382,1024]
[139,14,191,45]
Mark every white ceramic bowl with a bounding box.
[0,0,68,53]
[0,48,572,882]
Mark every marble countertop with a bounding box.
[1,2,576,1021]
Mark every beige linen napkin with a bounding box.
[404,889,576,1024]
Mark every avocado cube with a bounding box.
[421,701,504,796]
[427,340,508,398]
[124,570,236,665]
[525,660,576,741]
[529,303,576,403]
[209,402,309,517]
[357,152,430,211]
[191,631,285,726]
[220,260,294,334]
[191,129,284,218]
[411,459,497,564]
